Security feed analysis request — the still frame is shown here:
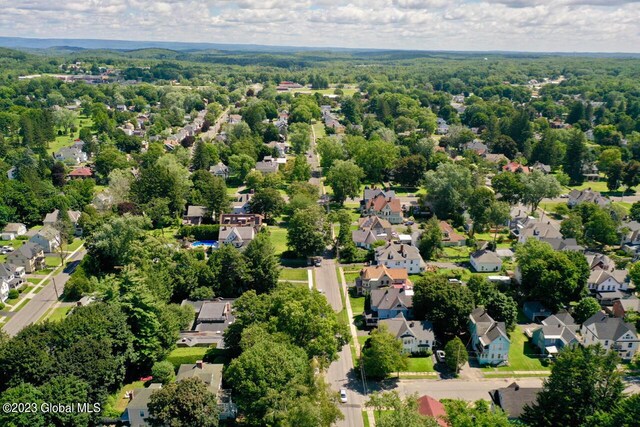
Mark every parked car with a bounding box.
[436,350,446,363]
[340,389,348,403]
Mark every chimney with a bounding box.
[515,384,520,391]
[196,360,203,369]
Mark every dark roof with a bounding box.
[583,312,637,341]
[489,382,541,418]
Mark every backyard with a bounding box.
[482,327,550,375]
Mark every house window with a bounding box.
[629,343,633,348]
[604,340,609,346]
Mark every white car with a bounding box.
[436,350,446,363]
[340,389,347,403]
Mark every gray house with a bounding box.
[379,313,434,354]
[531,311,580,357]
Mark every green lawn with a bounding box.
[45,257,61,267]
[362,411,371,427]
[406,356,435,372]
[291,87,358,97]
[166,347,209,369]
[441,246,472,262]
[47,116,94,155]
[279,268,309,281]
[343,271,360,284]
[482,327,550,373]
[26,278,42,284]
[66,238,84,252]
[48,305,72,322]
[358,335,369,347]
[110,380,146,414]
[350,294,366,316]
[312,122,326,139]
[269,225,289,256]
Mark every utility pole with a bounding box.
[51,276,60,300]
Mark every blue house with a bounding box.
[469,308,511,366]
[531,311,580,357]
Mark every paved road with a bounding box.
[200,107,230,142]
[316,259,365,427]
[2,249,86,337]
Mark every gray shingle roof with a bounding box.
[583,313,637,341]
[371,288,413,311]
[379,312,434,343]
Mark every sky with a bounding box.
[0,0,639,52]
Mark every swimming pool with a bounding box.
[191,240,219,249]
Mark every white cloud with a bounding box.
[0,0,637,52]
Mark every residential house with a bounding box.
[220,214,263,229]
[469,308,511,366]
[6,242,46,273]
[255,156,280,174]
[463,139,489,156]
[470,250,502,273]
[232,193,252,214]
[352,216,394,249]
[355,264,411,295]
[484,153,509,164]
[218,226,256,248]
[620,221,640,254]
[439,221,466,247]
[121,383,163,427]
[531,311,580,357]
[179,299,236,349]
[92,191,113,212]
[586,253,615,272]
[379,313,434,354]
[266,141,288,158]
[29,226,61,253]
[436,118,449,135]
[366,287,414,326]
[67,167,93,179]
[183,206,209,226]
[228,114,242,124]
[581,313,639,361]
[416,396,448,427]
[209,162,230,180]
[588,269,629,305]
[582,163,600,181]
[522,301,553,323]
[362,194,403,224]
[531,162,551,174]
[375,243,426,274]
[0,280,9,303]
[489,383,541,420]
[361,187,396,208]
[538,237,584,252]
[53,146,87,165]
[0,263,26,289]
[43,209,82,236]
[1,223,27,240]
[568,189,610,208]
[502,162,530,174]
[612,296,640,319]
[176,361,237,420]
[517,221,562,244]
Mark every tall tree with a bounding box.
[287,206,331,258]
[418,216,443,260]
[423,163,475,220]
[563,129,587,185]
[325,160,364,205]
[147,377,219,427]
[244,232,280,294]
[362,325,409,379]
[444,337,468,374]
[249,188,285,222]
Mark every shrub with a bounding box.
[151,361,176,384]
[0,302,5,310]
[178,225,220,241]
[8,289,19,299]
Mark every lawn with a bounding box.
[312,122,326,139]
[48,305,72,322]
[47,115,94,155]
[269,224,289,256]
[358,335,369,347]
[343,271,360,284]
[279,268,309,281]
[166,347,209,369]
[291,87,358,97]
[441,246,472,262]
[406,356,435,372]
[362,411,371,427]
[66,238,84,252]
[482,327,550,373]
[109,380,145,414]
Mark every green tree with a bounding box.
[289,122,312,154]
[208,243,250,297]
[86,215,151,271]
[563,129,587,185]
[147,377,219,427]
[418,217,443,260]
[413,275,475,336]
[132,155,192,216]
[39,375,93,427]
[628,262,640,287]
[488,201,510,244]
[444,399,511,427]
[423,163,475,220]
[491,172,524,206]
[622,160,640,192]
[561,212,584,241]
[467,186,495,235]
[522,346,624,427]
[244,232,280,294]
[325,160,364,205]
[444,337,468,374]
[228,154,255,180]
[317,137,345,170]
[366,392,441,427]
[286,206,331,257]
[585,394,640,427]
[521,170,562,213]
[151,360,176,384]
[393,155,428,187]
[286,155,312,182]
[190,171,229,219]
[191,140,219,171]
[630,201,640,221]
[0,383,46,427]
[249,188,285,222]
[362,325,409,379]
[573,297,602,324]
[486,292,518,331]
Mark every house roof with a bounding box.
[470,249,501,264]
[363,188,395,203]
[538,237,583,252]
[439,221,466,243]
[176,362,223,395]
[618,296,640,313]
[583,312,638,341]
[519,222,562,240]
[352,229,381,246]
[569,189,610,206]
[375,243,424,262]
[470,307,509,346]
[585,253,615,271]
[489,382,541,419]
[68,167,93,177]
[537,311,580,344]
[360,264,409,282]
[365,194,402,213]
[186,205,207,218]
[358,215,392,231]
[255,159,279,173]
[33,225,60,242]
[503,162,530,173]
[0,263,22,278]
[379,312,433,343]
[13,242,43,259]
[588,269,627,286]
[219,226,255,242]
[2,223,25,233]
[209,162,229,174]
[371,288,414,311]
[416,395,448,427]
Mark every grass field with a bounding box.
[291,87,358,97]
[12,299,30,312]
[350,294,366,317]
[166,347,209,369]
[269,225,289,256]
[279,268,309,281]
[66,238,84,252]
[47,115,94,155]
[362,411,371,427]
[406,356,435,372]
[110,380,145,414]
[482,327,550,373]
[48,305,72,322]
[343,270,360,284]
[312,121,326,139]
[45,257,61,267]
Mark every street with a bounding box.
[2,249,86,337]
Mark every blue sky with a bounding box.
[0,0,639,52]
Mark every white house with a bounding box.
[53,146,87,165]
[29,226,61,253]
[218,226,256,249]
[469,308,511,366]
[375,243,426,274]
[379,313,434,355]
[588,269,628,293]
[581,313,639,361]
[1,223,27,240]
[470,250,503,272]
[0,280,9,303]
[0,263,26,290]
